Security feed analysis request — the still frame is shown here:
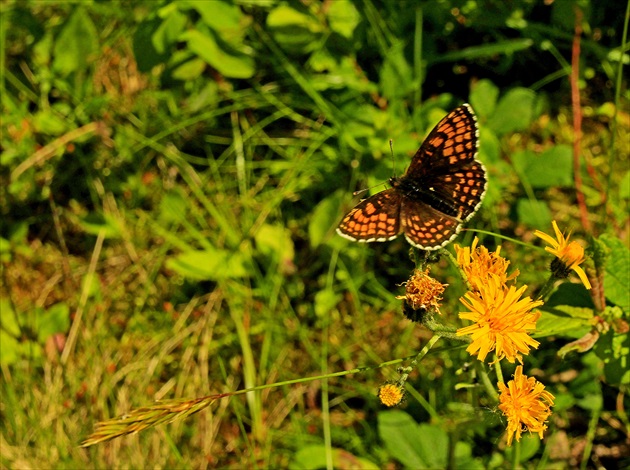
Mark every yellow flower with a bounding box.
[456,275,543,363]
[398,268,447,320]
[534,220,591,290]
[455,237,519,292]
[378,382,405,407]
[498,366,555,446]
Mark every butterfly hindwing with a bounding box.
[336,189,402,242]
[400,198,461,249]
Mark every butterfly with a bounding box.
[336,104,487,250]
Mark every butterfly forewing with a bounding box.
[336,189,402,242]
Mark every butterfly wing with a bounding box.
[400,197,462,250]
[336,189,402,242]
[405,104,486,220]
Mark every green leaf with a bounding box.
[378,410,447,469]
[166,248,253,280]
[53,6,98,76]
[0,299,20,337]
[599,234,630,314]
[186,0,247,45]
[0,330,19,365]
[511,145,573,188]
[505,434,541,463]
[432,38,533,64]
[152,8,187,55]
[309,193,342,248]
[254,224,294,269]
[487,88,537,135]
[380,42,413,100]
[536,306,593,338]
[470,79,499,119]
[314,289,341,317]
[32,110,67,136]
[182,29,255,79]
[327,0,360,39]
[79,213,122,239]
[134,17,170,72]
[515,198,551,228]
[292,446,379,470]
[159,191,188,223]
[35,303,70,342]
[594,331,630,386]
[266,5,323,54]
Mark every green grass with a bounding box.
[2,1,629,468]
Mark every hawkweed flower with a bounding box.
[398,268,447,321]
[377,382,406,407]
[534,220,591,290]
[498,366,555,446]
[457,275,543,363]
[455,237,519,292]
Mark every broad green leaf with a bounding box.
[380,42,413,100]
[511,145,573,188]
[254,224,294,268]
[309,193,342,248]
[478,127,500,163]
[327,0,360,39]
[470,79,499,119]
[35,303,70,342]
[266,5,323,53]
[159,191,188,223]
[516,198,551,228]
[186,0,248,45]
[182,29,255,79]
[314,289,341,317]
[134,17,169,71]
[536,306,593,338]
[32,110,67,136]
[487,88,537,135]
[595,331,630,386]
[0,330,19,365]
[166,249,252,280]
[53,6,97,76]
[378,410,447,469]
[599,234,630,313]
[292,446,379,470]
[504,434,541,463]
[152,8,187,54]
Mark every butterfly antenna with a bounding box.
[390,139,396,177]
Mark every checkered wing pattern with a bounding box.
[400,199,461,249]
[336,104,486,250]
[336,189,402,242]
[406,104,486,221]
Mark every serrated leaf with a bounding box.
[599,234,630,314]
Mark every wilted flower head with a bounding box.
[378,382,405,407]
[534,220,591,290]
[398,268,447,321]
[455,237,519,292]
[457,275,543,363]
[498,366,555,446]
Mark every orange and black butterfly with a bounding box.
[337,104,486,250]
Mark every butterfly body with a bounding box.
[336,104,486,250]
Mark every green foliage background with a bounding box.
[1,0,628,468]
